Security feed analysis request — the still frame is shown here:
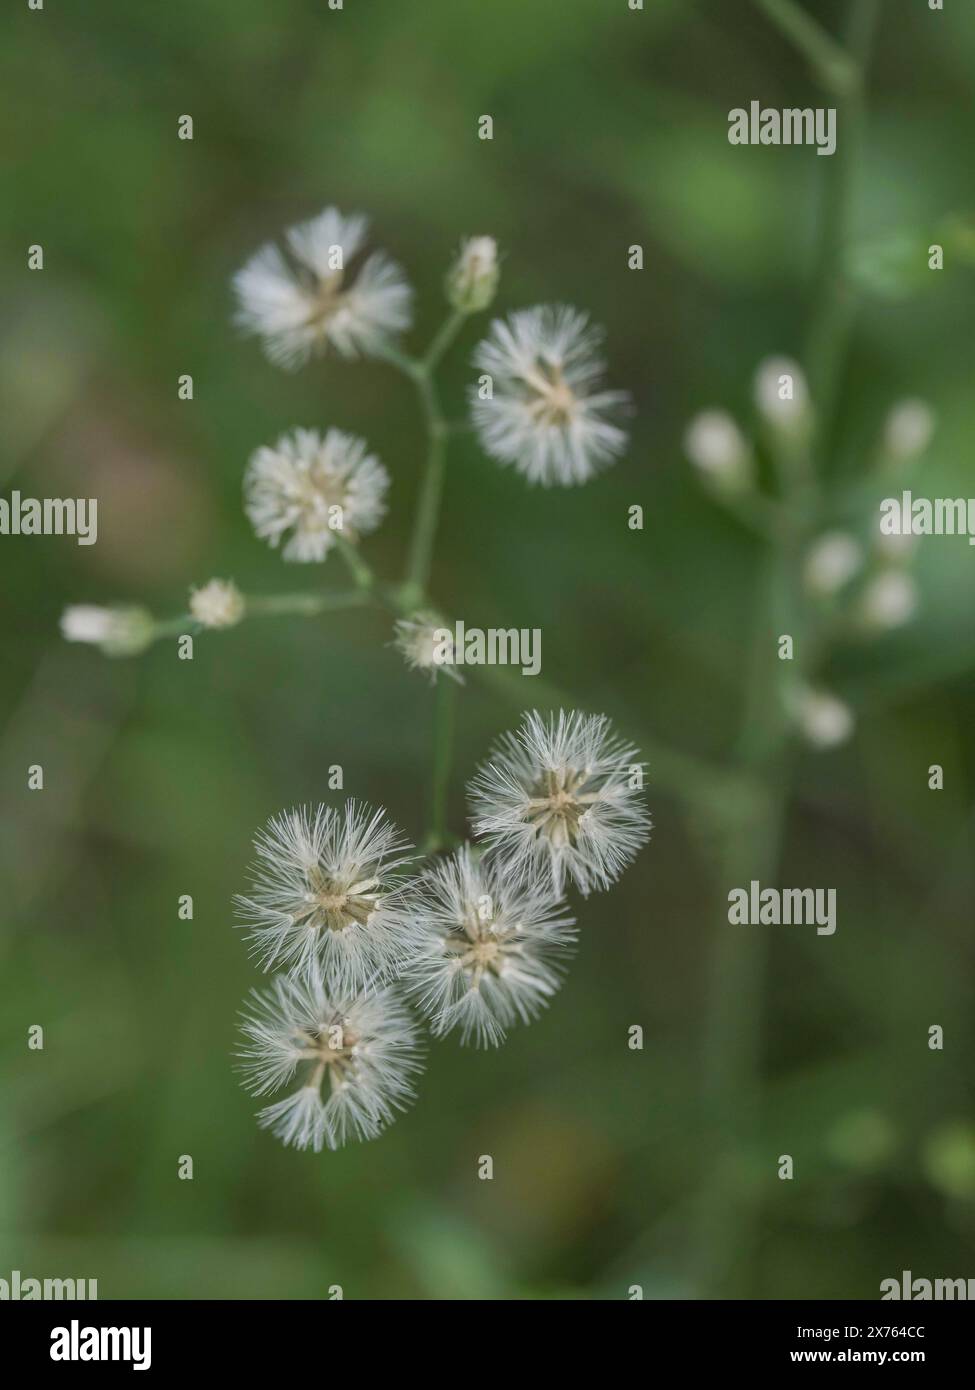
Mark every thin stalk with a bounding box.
[404,367,449,599]
[423,308,467,374]
[694,0,879,1298]
[246,590,371,618]
[805,0,880,440]
[752,0,861,95]
[425,675,458,852]
[334,534,374,591]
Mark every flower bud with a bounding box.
[858,570,919,632]
[60,604,154,657]
[446,236,499,314]
[683,410,751,490]
[803,532,863,597]
[792,685,854,749]
[190,578,246,629]
[883,398,934,464]
[753,355,809,431]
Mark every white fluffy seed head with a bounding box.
[468,709,651,897]
[392,611,464,684]
[684,409,751,489]
[59,605,154,657]
[235,801,424,992]
[791,685,855,749]
[470,305,630,487]
[803,532,864,597]
[233,206,413,370]
[406,844,576,1047]
[244,427,389,563]
[189,578,246,629]
[238,973,424,1151]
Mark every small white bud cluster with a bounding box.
[189,579,246,629]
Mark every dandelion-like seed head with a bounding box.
[471,305,630,487]
[468,709,651,897]
[59,604,154,657]
[239,973,423,1151]
[244,426,389,563]
[236,800,423,990]
[189,578,245,629]
[392,610,463,684]
[408,845,576,1047]
[447,236,499,314]
[233,206,413,370]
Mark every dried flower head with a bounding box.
[239,973,423,1151]
[392,610,464,684]
[236,801,423,990]
[471,305,630,487]
[447,236,499,314]
[233,206,412,370]
[244,427,389,563]
[60,605,154,657]
[189,578,245,629]
[408,845,575,1047]
[468,709,650,897]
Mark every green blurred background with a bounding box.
[2,0,974,1300]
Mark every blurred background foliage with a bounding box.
[1,0,974,1300]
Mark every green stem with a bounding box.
[404,367,449,598]
[424,675,458,851]
[804,0,880,439]
[423,308,467,374]
[752,0,861,95]
[246,589,371,617]
[334,534,374,590]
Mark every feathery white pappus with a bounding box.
[189,578,246,629]
[407,844,576,1047]
[238,973,423,1151]
[235,801,424,991]
[392,610,464,684]
[468,709,650,898]
[470,305,630,487]
[233,206,412,370]
[59,604,154,657]
[244,427,389,564]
